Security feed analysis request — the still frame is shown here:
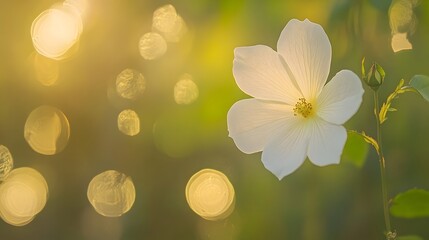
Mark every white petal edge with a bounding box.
[261,120,310,180]
[277,19,332,100]
[316,70,364,125]
[227,99,296,154]
[307,118,347,166]
[233,45,301,105]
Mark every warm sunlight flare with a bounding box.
[64,0,89,18]
[174,74,199,105]
[185,169,235,221]
[87,170,136,217]
[116,69,146,100]
[117,109,140,136]
[24,106,70,155]
[0,146,13,181]
[31,4,83,60]
[0,168,48,226]
[3,0,429,239]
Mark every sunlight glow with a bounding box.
[117,109,140,136]
[152,4,187,42]
[87,170,135,217]
[0,145,13,181]
[185,169,235,221]
[139,32,167,60]
[24,106,70,155]
[64,0,89,18]
[0,168,48,226]
[116,69,146,100]
[32,52,60,86]
[31,4,83,60]
[174,74,199,105]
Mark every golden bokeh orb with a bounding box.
[87,170,136,217]
[185,169,235,221]
[174,74,199,105]
[116,69,146,100]
[152,4,187,42]
[31,5,82,60]
[0,145,13,181]
[24,106,70,155]
[0,167,49,226]
[139,32,167,60]
[117,109,140,136]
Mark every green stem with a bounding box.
[373,91,394,239]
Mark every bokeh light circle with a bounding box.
[24,105,70,155]
[0,167,49,226]
[117,109,140,136]
[139,32,167,60]
[152,5,178,34]
[185,169,235,221]
[31,5,82,60]
[152,4,187,42]
[0,145,13,181]
[174,74,199,105]
[87,170,136,217]
[115,69,146,100]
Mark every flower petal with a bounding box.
[233,45,301,104]
[307,118,347,166]
[277,19,332,100]
[261,121,310,180]
[227,99,295,154]
[316,70,364,125]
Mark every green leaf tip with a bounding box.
[390,188,429,218]
[410,75,429,102]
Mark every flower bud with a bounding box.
[362,58,385,90]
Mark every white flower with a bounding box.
[227,19,364,180]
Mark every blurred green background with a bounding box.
[1,0,429,239]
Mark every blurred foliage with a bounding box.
[342,131,369,168]
[397,235,423,240]
[1,0,429,239]
[391,189,429,218]
[410,75,429,102]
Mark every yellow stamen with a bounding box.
[293,98,313,118]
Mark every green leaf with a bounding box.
[379,79,414,124]
[341,131,369,168]
[410,75,429,102]
[397,236,423,240]
[375,62,386,80]
[390,189,429,218]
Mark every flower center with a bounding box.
[293,98,313,118]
